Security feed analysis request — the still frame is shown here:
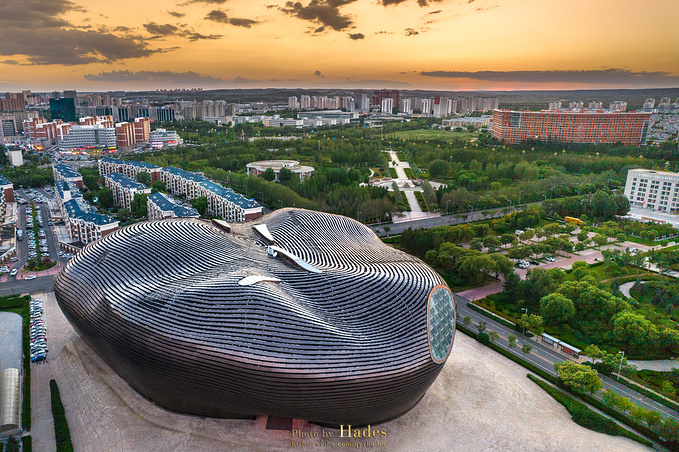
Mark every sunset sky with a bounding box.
[1,0,678,92]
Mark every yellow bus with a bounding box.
[564,216,583,225]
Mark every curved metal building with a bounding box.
[54,209,456,426]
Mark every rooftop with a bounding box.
[199,180,260,209]
[161,166,208,183]
[0,174,13,187]
[148,192,199,218]
[101,157,159,170]
[63,198,118,226]
[105,172,149,190]
[54,163,81,179]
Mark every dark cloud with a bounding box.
[0,1,160,65]
[167,11,186,18]
[280,0,357,31]
[428,9,442,14]
[375,30,394,34]
[348,33,364,40]
[84,70,226,84]
[180,0,229,4]
[144,22,181,36]
[379,0,442,6]
[144,22,222,41]
[113,26,132,32]
[314,70,323,77]
[1,60,20,65]
[404,28,419,36]
[205,10,260,27]
[419,69,679,85]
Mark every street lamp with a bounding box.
[358,211,361,223]
[521,307,528,334]
[617,350,625,380]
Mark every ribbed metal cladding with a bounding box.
[54,209,456,426]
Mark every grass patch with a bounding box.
[391,129,479,142]
[404,167,415,179]
[396,151,407,161]
[413,191,428,211]
[50,379,74,452]
[389,167,398,178]
[0,295,31,430]
[467,302,517,329]
[527,374,653,447]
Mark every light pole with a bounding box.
[521,307,528,335]
[617,350,625,380]
[358,211,361,223]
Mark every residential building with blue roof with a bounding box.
[99,157,161,184]
[53,163,83,189]
[62,198,119,244]
[147,193,199,220]
[104,173,152,210]
[159,167,262,222]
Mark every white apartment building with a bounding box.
[98,157,161,183]
[381,98,393,114]
[58,125,117,150]
[104,173,152,210]
[625,169,679,214]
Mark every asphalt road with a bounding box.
[454,293,679,421]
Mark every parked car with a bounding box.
[10,269,17,277]
[25,275,37,280]
[545,256,555,262]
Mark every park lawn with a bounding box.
[390,129,479,142]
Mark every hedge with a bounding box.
[23,435,32,452]
[389,167,398,178]
[528,374,653,447]
[404,167,415,179]
[50,379,74,452]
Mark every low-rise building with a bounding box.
[246,160,315,181]
[149,129,182,148]
[147,192,199,220]
[53,163,83,189]
[104,173,152,210]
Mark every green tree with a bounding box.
[83,174,100,191]
[522,343,533,356]
[489,331,500,344]
[116,208,133,223]
[135,171,151,186]
[191,196,208,217]
[428,159,450,179]
[508,334,517,350]
[151,180,166,193]
[543,292,577,325]
[602,388,620,408]
[593,234,608,250]
[584,344,606,363]
[483,236,501,253]
[131,193,148,218]
[262,167,276,182]
[554,361,603,395]
[476,321,487,335]
[611,311,660,353]
[470,237,484,251]
[577,230,589,243]
[98,186,114,209]
[463,316,471,327]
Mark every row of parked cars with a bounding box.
[30,298,48,362]
[515,256,556,269]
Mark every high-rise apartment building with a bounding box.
[372,90,400,110]
[569,101,584,109]
[643,98,656,109]
[381,98,394,114]
[134,117,150,142]
[609,101,628,111]
[588,101,603,109]
[0,93,25,112]
[116,122,136,148]
[288,96,300,110]
[492,109,651,145]
[548,101,562,110]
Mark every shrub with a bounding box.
[50,380,74,452]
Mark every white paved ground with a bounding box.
[27,291,653,452]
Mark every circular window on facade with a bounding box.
[427,285,456,363]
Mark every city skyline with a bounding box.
[1,0,679,92]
